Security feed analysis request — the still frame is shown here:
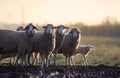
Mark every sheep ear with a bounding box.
[42,26,46,28]
[77,31,80,34]
[24,23,33,30]
[64,26,69,29]
[86,47,90,51]
[33,26,39,30]
[53,26,58,29]
[24,26,28,30]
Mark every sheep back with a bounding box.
[32,31,55,54]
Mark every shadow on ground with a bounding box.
[0,64,120,78]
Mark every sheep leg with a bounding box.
[10,57,13,65]
[20,52,26,66]
[36,53,39,65]
[20,55,24,65]
[15,51,22,65]
[16,48,25,66]
[9,56,12,65]
[32,53,36,65]
[32,52,38,65]
[82,55,87,66]
[30,52,37,65]
[46,55,49,68]
[30,53,34,65]
[70,56,75,66]
[35,53,39,65]
[12,56,16,65]
[15,54,20,65]
[9,54,15,65]
[48,53,52,65]
[66,54,70,66]
[9,56,14,65]
[53,49,58,65]
[25,55,29,66]
[65,56,68,66]
[28,52,33,65]
[68,56,71,66]
[41,54,45,69]
[48,53,51,65]
[0,55,2,65]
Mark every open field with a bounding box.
[49,36,120,66]
[0,36,120,78]
[2,36,120,66]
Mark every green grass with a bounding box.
[1,36,120,66]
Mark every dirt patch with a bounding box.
[0,64,120,78]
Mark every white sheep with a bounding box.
[71,44,94,66]
[60,27,81,66]
[49,25,69,65]
[27,24,56,68]
[0,23,38,65]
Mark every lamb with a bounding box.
[60,27,81,66]
[71,44,94,66]
[0,23,38,65]
[28,24,56,68]
[49,25,69,65]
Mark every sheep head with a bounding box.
[86,44,94,51]
[57,25,69,36]
[43,24,57,35]
[24,23,38,36]
[69,28,81,41]
[16,26,24,31]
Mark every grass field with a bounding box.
[55,36,120,66]
[2,36,120,66]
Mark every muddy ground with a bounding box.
[0,64,120,78]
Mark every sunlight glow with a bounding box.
[0,0,120,25]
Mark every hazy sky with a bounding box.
[0,0,120,25]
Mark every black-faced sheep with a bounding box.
[0,26,24,65]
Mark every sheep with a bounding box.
[60,27,81,66]
[16,26,24,31]
[0,26,24,65]
[0,23,38,65]
[71,44,94,66]
[11,26,25,64]
[49,25,69,65]
[28,24,56,68]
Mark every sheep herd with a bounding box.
[0,23,94,68]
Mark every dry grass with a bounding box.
[56,36,120,66]
[1,36,120,66]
